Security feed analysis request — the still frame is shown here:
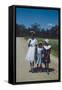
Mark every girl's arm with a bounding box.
[28,40,31,47]
[27,39,31,47]
[35,39,38,46]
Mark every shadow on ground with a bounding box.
[29,67,54,73]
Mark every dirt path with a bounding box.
[16,37,59,82]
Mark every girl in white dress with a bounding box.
[36,43,44,70]
[26,31,38,72]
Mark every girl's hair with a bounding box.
[38,42,42,46]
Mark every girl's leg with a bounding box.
[37,64,39,68]
[45,63,49,75]
[31,61,34,73]
[37,55,39,69]
[29,61,34,72]
[30,62,32,71]
[40,64,42,69]
[40,64,42,72]
[32,61,34,66]
[45,63,47,69]
[40,59,42,69]
[45,62,48,72]
[47,63,49,75]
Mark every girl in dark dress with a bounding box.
[43,39,51,75]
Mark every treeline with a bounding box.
[16,23,59,39]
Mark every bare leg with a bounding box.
[37,64,39,68]
[31,61,34,73]
[30,62,32,71]
[45,63,49,75]
[47,63,49,75]
[32,61,34,66]
[40,64,42,72]
[45,63,47,69]
[40,64,42,68]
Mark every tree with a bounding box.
[16,24,27,37]
[31,23,41,32]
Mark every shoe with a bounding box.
[29,70,32,72]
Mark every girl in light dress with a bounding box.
[26,31,38,72]
[36,43,44,71]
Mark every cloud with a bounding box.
[48,23,54,27]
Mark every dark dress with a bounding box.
[43,46,51,64]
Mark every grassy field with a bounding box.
[37,37,58,57]
[24,36,58,57]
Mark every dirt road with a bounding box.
[16,37,59,82]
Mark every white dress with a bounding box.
[37,48,43,64]
[26,38,38,62]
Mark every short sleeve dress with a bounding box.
[37,48,44,64]
[26,38,38,62]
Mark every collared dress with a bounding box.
[43,45,51,64]
[26,38,38,62]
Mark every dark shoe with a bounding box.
[29,69,32,72]
[40,69,42,72]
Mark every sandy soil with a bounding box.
[16,37,59,82]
